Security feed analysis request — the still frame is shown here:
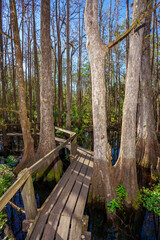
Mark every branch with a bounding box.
[8,201,25,214]
[106,2,160,51]
[0,30,14,41]
[0,108,19,115]
[0,52,15,55]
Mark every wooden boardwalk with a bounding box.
[27,148,93,240]
[0,127,94,240]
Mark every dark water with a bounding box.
[87,204,160,240]
[5,192,26,240]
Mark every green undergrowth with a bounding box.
[0,164,14,197]
[107,184,160,216]
[140,183,160,216]
[107,185,127,214]
[0,155,18,238]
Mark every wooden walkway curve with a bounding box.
[27,148,93,240]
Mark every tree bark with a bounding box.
[115,0,147,201]
[0,0,7,122]
[126,0,129,69]
[136,0,160,169]
[10,0,35,175]
[77,2,82,127]
[35,0,62,181]
[28,21,33,122]
[11,28,18,116]
[66,0,71,130]
[84,0,114,202]
[32,0,40,124]
[56,0,63,126]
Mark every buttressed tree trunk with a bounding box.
[136,0,160,170]
[35,0,62,181]
[114,0,146,201]
[10,0,35,175]
[84,0,114,202]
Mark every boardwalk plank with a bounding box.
[28,150,93,240]
[29,155,79,240]
[52,155,85,215]
[69,160,93,240]
[41,214,59,240]
[55,156,90,240]
[62,156,90,217]
[55,216,70,240]
[41,155,85,240]
[69,218,82,240]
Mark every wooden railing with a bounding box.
[0,127,77,220]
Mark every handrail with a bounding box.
[0,127,77,213]
[0,169,30,212]
[29,133,76,174]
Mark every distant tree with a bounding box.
[77,1,83,127]
[32,0,40,123]
[56,0,63,126]
[0,0,7,122]
[66,0,71,130]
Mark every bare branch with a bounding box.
[106,2,160,51]
[0,29,14,41]
[8,201,25,214]
[0,108,20,115]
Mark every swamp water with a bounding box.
[0,133,160,239]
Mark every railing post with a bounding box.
[70,135,77,157]
[19,171,37,220]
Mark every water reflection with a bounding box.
[5,192,26,240]
[88,204,160,240]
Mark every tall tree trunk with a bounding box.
[99,0,104,37]
[77,2,82,127]
[28,21,33,122]
[126,0,129,69]
[151,0,156,75]
[53,44,57,115]
[0,0,7,122]
[115,1,120,120]
[11,28,18,115]
[66,0,71,130]
[84,0,114,202]
[106,0,112,126]
[10,0,35,174]
[21,0,24,62]
[56,0,63,126]
[115,0,146,201]
[32,0,40,123]
[35,0,62,181]
[156,9,160,133]
[136,0,160,170]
